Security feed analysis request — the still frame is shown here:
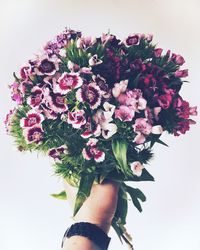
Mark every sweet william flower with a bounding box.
[48,145,68,162]
[35,55,60,76]
[27,86,44,108]
[53,72,83,94]
[47,92,68,113]
[67,110,86,129]
[89,54,103,66]
[130,161,144,177]
[82,138,105,162]
[23,125,44,144]
[124,34,141,46]
[20,111,44,128]
[76,82,102,110]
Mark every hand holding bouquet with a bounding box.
[5,28,197,248]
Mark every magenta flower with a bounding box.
[130,161,144,177]
[175,69,188,78]
[171,53,185,65]
[27,86,44,108]
[154,48,163,57]
[67,110,86,129]
[76,82,102,110]
[115,105,135,122]
[124,34,141,46]
[82,138,105,162]
[173,119,196,136]
[20,111,44,128]
[23,125,44,144]
[53,72,83,95]
[157,94,172,109]
[173,97,197,119]
[10,82,23,105]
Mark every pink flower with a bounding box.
[67,61,80,72]
[23,125,44,144]
[157,94,172,109]
[115,105,135,122]
[10,82,23,105]
[82,138,105,162]
[48,145,68,162]
[112,80,128,98]
[20,64,32,80]
[20,111,44,128]
[54,72,83,94]
[124,34,141,46]
[130,161,144,176]
[27,86,44,108]
[76,82,102,110]
[154,48,163,57]
[4,108,16,133]
[67,110,86,129]
[133,118,152,135]
[76,36,96,49]
[175,69,188,78]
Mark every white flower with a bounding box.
[89,54,103,66]
[130,161,144,176]
[112,80,128,98]
[102,123,117,139]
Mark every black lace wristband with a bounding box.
[61,222,111,250]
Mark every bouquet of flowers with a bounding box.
[5,27,197,248]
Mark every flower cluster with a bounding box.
[5,27,197,247]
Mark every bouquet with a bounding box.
[5,27,197,248]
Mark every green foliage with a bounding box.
[125,184,146,212]
[73,174,95,216]
[51,190,67,200]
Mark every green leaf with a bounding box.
[114,186,128,225]
[111,219,123,243]
[125,185,146,212]
[156,139,169,147]
[73,174,95,216]
[51,190,67,200]
[112,139,132,177]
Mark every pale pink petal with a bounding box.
[151,125,163,134]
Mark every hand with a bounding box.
[64,180,119,233]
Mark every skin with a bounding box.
[62,180,119,250]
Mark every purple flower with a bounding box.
[23,126,44,144]
[35,55,59,76]
[81,118,101,138]
[76,82,102,110]
[47,92,68,113]
[53,72,83,95]
[124,34,141,46]
[20,111,44,128]
[67,110,86,129]
[4,108,16,133]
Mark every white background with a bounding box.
[0,0,200,250]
